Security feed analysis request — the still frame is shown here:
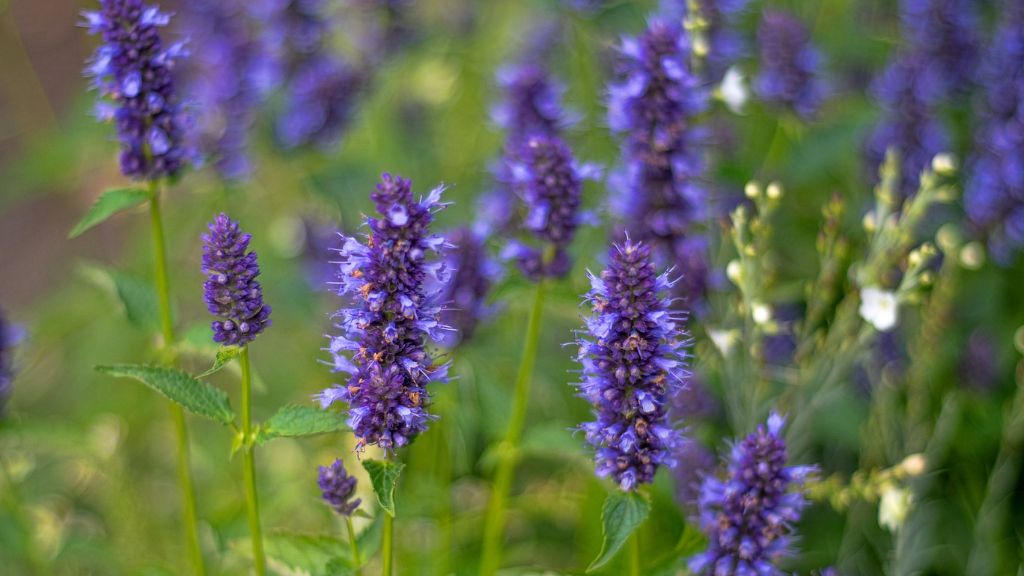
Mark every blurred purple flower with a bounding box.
[83,0,191,180]
[574,239,689,491]
[201,214,272,346]
[900,0,980,95]
[965,16,1024,263]
[0,312,24,419]
[660,0,750,80]
[318,174,451,453]
[673,439,716,513]
[181,0,269,180]
[607,18,711,309]
[691,413,814,575]
[318,459,361,516]
[754,11,827,118]
[437,228,500,348]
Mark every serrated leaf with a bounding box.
[79,264,171,332]
[587,491,651,572]
[69,187,150,238]
[362,459,405,517]
[95,364,235,425]
[230,532,351,576]
[255,405,348,445]
[198,346,242,378]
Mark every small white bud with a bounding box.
[932,153,956,176]
[744,182,761,199]
[751,302,772,325]
[959,242,985,270]
[859,286,899,332]
[879,485,913,532]
[863,211,877,233]
[726,259,743,285]
[900,454,927,476]
[766,182,783,200]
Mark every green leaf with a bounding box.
[255,405,348,445]
[197,346,242,378]
[230,532,351,576]
[362,459,405,517]
[587,491,651,572]
[69,187,150,238]
[79,264,169,332]
[95,364,235,425]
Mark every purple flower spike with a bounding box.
[503,134,594,281]
[84,0,191,180]
[900,0,980,95]
[607,18,711,310]
[965,15,1024,263]
[318,459,361,516]
[438,227,500,348]
[690,413,814,576]
[319,174,451,453]
[201,214,272,346]
[492,63,572,144]
[574,239,689,491]
[0,312,23,420]
[755,11,827,118]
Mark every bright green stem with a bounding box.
[382,511,394,576]
[149,190,206,576]
[345,516,362,576]
[628,531,641,576]
[240,347,266,576]
[479,280,547,576]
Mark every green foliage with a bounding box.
[255,405,348,445]
[95,364,235,425]
[232,532,351,576]
[362,459,405,518]
[587,491,651,572]
[79,264,169,332]
[68,187,150,238]
[197,345,242,377]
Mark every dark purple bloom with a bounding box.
[754,11,827,118]
[690,413,813,576]
[660,0,750,80]
[181,0,269,180]
[607,19,711,309]
[437,227,500,348]
[965,17,1024,263]
[900,0,980,94]
[318,174,451,452]
[201,214,272,346]
[0,312,22,419]
[866,54,950,200]
[502,134,595,281]
[261,0,366,149]
[574,240,689,491]
[83,0,191,180]
[318,459,361,516]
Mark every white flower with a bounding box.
[719,66,748,114]
[709,328,739,357]
[878,485,913,532]
[751,302,772,325]
[859,287,899,331]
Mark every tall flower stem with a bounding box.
[149,186,206,576]
[382,506,394,576]
[345,516,362,576]
[479,279,547,575]
[628,531,641,576]
[239,346,266,576]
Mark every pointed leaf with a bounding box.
[362,459,405,517]
[255,405,348,445]
[79,264,173,332]
[69,187,150,238]
[96,364,235,425]
[587,491,651,572]
[198,346,242,378]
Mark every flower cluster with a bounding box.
[574,240,688,491]
[965,17,1024,263]
[690,414,813,576]
[754,11,827,118]
[318,174,451,452]
[503,135,594,280]
[607,18,711,308]
[201,214,272,346]
[83,0,190,180]
[900,0,980,94]
[181,0,268,180]
[866,55,950,200]
[262,0,365,149]
[317,459,361,516]
[438,227,500,348]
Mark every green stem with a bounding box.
[1,459,51,576]
[382,510,394,576]
[345,516,362,576]
[240,346,266,576]
[628,531,641,576]
[479,280,547,576]
[149,189,206,576]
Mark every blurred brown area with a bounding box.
[0,0,112,310]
